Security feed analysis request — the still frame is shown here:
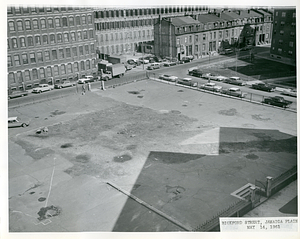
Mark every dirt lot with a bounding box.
[8,80,297,232]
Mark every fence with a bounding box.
[193,199,252,232]
[104,71,147,89]
[146,72,297,112]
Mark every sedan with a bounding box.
[202,73,218,80]
[221,87,247,98]
[177,78,198,87]
[200,82,223,92]
[188,69,203,77]
[224,77,246,86]
[281,89,297,97]
[54,81,76,89]
[159,74,178,82]
[8,116,30,128]
[8,90,29,99]
[163,61,177,67]
[32,84,52,93]
[215,76,229,82]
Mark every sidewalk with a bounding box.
[244,180,298,218]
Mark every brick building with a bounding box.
[270,8,296,65]
[154,9,273,60]
[7,6,97,92]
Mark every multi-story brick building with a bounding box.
[154,9,273,60]
[93,6,210,60]
[270,8,296,65]
[7,6,97,92]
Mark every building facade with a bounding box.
[7,6,97,92]
[270,8,296,65]
[93,6,210,60]
[154,9,273,60]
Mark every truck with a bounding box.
[262,96,293,108]
[98,62,126,80]
[252,83,275,92]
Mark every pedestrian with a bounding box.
[87,82,91,91]
[82,83,86,95]
[101,80,106,91]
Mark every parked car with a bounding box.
[188,69,203,77]
[252,83,275,92]
[215,76,229,82]
[202,73,218,80]
[187,67,199,74]
[221,87,247,98]
[180,56,192,63]
[85,76,96,82]
[281,89,297,97]
[262,96,293,108]
[8,90,29,99]
[163,61,177,67]
[127,59,138,65]
[54,81,76,89]
[138,57,149,64]
[8,116,29,128]
[200,82,223,92]
[177,78,198,87]
[147,63,161,70]
[32,84,52,93]
[224,77,246,86]
[220,48,234,55]
[159,74,178,82]
[124,63,134,70]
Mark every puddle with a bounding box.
[218,108,238,116]
[74,154,90,163]
[126,145,137,150]
[128,91,140,95]
[170,110,181,114]
[38,197,46,202]
[29,192,35,195]
[61,143,73,148]
[178,90,184,92]
[137,95,144,98]
[50,110,66,116]
[37,205,61,221]
[245,153,259,160]
[113,154,132,162]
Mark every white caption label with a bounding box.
[220,217,298,232]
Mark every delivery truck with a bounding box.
[98,61,126,80]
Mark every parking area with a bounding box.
[8,79,297,232]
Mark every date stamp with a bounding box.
[220,217,298,232]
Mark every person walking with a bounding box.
[82,82,86,95]
[87,82,91,91]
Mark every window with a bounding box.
[288,50,293,55]
[219,31,222,38]
[17,20,23,31]
[87,15,92,24]
[82,15,86,24]
[67,63,73,73]
[86,60,90,70]
[30,53,36,63]
[20,37,26,47]
[57,34,62,43]
[35,36,41,45]
[71,32,76,41]
[69,17,74,26]
[83,30,88,39]
[189,36,192,43]
[64,33,69,42]
[184,37,187,43]
[92,59,95,68]
[203,34,206,40]
[90,44,94,53]
[40,68,45,78]
[85,45,89,54]
[279,40,283,45]
[32,69,38,80]
[8,56,13,67]
[44,51,50,61]
[77,31,82,40]
[15,6,21,14]
[282,12,286,17]
[62,17,68,27]
[16,71,23,83]
[280,30,284,35]
[225,30,228,38]
[278,48,282,54]
[52,50,58,60]
[214,32,216,39]
[8,21,15,31]
[43,35,48,44]
[39,7,45,13]
[74,62,79,72]
[12,38,18,48]
[89,29,94,38]
[79,46,84,55]
[23,7,29,13]
[61,64,66,74]
[195,35,198,42]
[47,67,52,77]
[24,70,31,81]
[66,48,71,57]
[53,65,59,76]
[72,47,78,57]
[33,19,39,29]
[40,19,46,29]
[50,34,56,44]
[28,36,34,46]
[290,32,295,37]
[8,73,15,84]
[59,49,64,58]
[22,53,29,64]
[76,16,81,25]
[289,42,294,47]
[81,61,85,70]
[202,43,206,51]
[55,18,61,27]
[48,18,54,28]
[37,52,43,62]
